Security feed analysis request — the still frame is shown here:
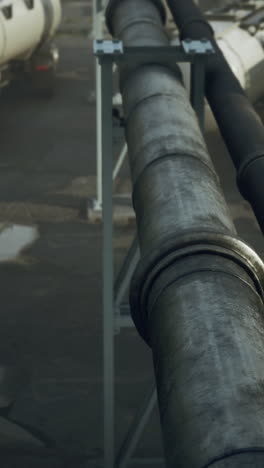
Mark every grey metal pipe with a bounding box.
[106,0,264,466]
[166,0,264,233]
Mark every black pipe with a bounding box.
[166,0,264,234]
[106,0,264,466]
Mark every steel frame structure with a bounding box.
[94,37,213,468]
[92,0,128,212]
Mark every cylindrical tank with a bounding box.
[0,0,61,65]
[215,25,264,102]
[177,23,264,103]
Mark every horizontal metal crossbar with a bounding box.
[93,40,215,64]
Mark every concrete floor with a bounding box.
[0,1,263,467]
[0,3,159,467]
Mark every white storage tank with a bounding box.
[0,0,61,65]
[214,24,264,102]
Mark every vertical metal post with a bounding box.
[94,0,104,210]
[95,61,103,209]
[191,57,205,131]
[101,55,115,468]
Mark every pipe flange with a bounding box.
[130,231,264,342]
[105,0,166,36]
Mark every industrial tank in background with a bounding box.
[0,0,61,96]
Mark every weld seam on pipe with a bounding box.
[123,92,186,118]
[115,19,170,39]
[130,152,217,188]
[106,0,167,35]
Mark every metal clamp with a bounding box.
[182,38,215,55]
[94,39,215,130]
[93,39,123,55]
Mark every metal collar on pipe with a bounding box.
[130,231,264,342]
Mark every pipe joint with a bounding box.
[130,231,264,344]
[106,0,166,37]
[130,150,216,188]
[122,65,215,184]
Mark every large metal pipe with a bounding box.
[106,0,264,466]
[166,0,264,234]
